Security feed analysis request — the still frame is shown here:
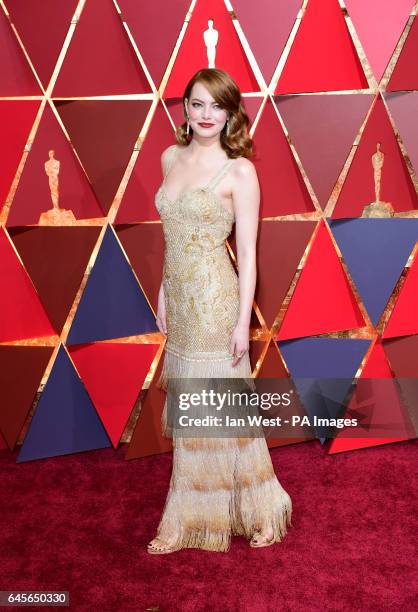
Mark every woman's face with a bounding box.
[185,82,228,139]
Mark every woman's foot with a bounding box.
[147,535,179,555]
[249,527,275,548]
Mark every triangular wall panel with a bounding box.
[5,0,79,89]
[115,103,176,223]
[67,226,157,345]
[0,5,41,95]
[69,342,159,448]
[277,221,366,340]
[118,0,190,88]
[332,94,418,218]
[330,219,418,325]
[328,340,411,453]
[383,249,418,338]
[52,0,151,96]
[6,105,104,226]
[9,226,101,335]
[1,0,417,462]
[253,98,315,217]
[275,0,368,93]
[233,0,302,86]
[386,13,418,91]
[344,0,415,84]
[55,100,151,215]
[0,101,41,219]
[276,94,372,208]
[0,346,53,450]
[163,0,259,98]
[0,228,55,342]
[17,345,111,463]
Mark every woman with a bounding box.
[148,68,292,553]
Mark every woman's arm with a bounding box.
[229,158,260,366]
[155,147,174,336]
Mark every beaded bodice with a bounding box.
[155,145,240,354]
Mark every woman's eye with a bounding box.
[192,103,201,108]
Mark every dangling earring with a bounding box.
[186,119,190,136]
[226,119,230,136]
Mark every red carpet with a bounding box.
[1,439,417,611]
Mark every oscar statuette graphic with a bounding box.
[204,18,218,68]
[362,142,395,218]
[38,149,76,224]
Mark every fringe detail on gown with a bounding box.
[153,343,293,552]
[156,342,256,438]
[155,436,293,552]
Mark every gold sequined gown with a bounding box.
[154,144,292,551]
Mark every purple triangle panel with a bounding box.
[330,219,418,325]
[17,345,111,463]
[278,338,370,443]
[67,226,157,344]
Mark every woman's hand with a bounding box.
[156,283,167,336]
[230,322,249,367]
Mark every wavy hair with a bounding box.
[175,68,253,159]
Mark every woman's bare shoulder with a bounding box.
[231,156,257,182]
[161,144,177,163]
[160,144,179,173]
[233,156,255,169]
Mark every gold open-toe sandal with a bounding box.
[147,536,179,555]
[249,531,275,548]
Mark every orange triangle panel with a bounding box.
[277,220,366,340]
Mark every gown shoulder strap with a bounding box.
[205,158,236,190]
[163,145,179,178]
